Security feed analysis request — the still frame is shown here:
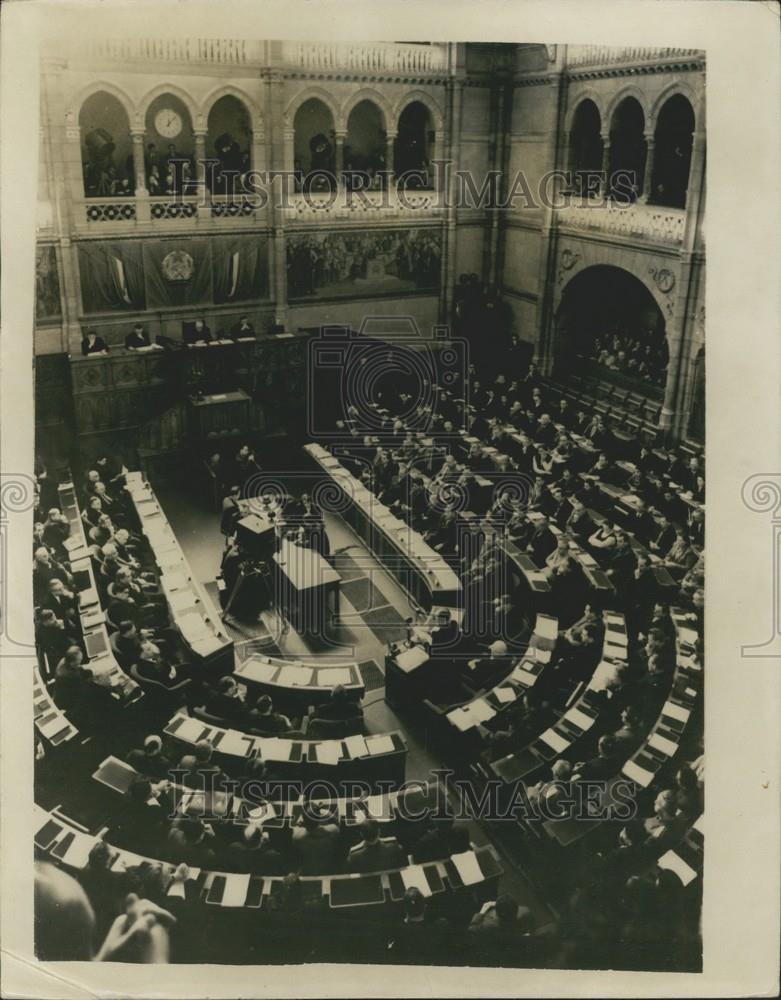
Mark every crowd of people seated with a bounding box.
[582,330,669,388]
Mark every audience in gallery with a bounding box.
[582,329,669,388]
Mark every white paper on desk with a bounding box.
[471,699,496,723]
[168,715,205,743]
[648,731,679,757]
[623,759,655,787]
[278,665,313,687]
[539,728,570,753]
[61,834,97,870]
[191,634,226,659]
[533,647,552,664]
[38,712,70,740]
[344,735,368,759]
[177,612,210,643]
[366,734,395,756]
[511,664,537,687]
[112,849,143,872]
[221,873,251,907]
[258,737,290,762]
[401,865,432,898]
[318,667,353,686]
[662,701,690,724]
[679,627,699,648]
[604,642,628,662]
[167,880,186,899]
[219,730,252,757]
[169,589,197,614]
[494,686,516,705]
[239,658,278,683]
[564,707,596,732]
[448,708,476,732]
[534,615,558,641]
[657,849,697,887]
[246,801,277,824]
[315,741,341,766]
[452,851,483,886]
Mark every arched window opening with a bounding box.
[143,94,195,196]
[608,97,646,203]
[344,100,386,191]
[569,99,603,197]
[650,95,695,209]
[395,101,434,190]
[206,95,252,196]
[555,265,668,397]
[79,92,132,198]
[293,98,335,193]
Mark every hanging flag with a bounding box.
[227,249,240,299]
[110,253,132,305]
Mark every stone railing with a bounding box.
[279,41,449,75]
[84,198,137,223]
[567,45,702,68]
[556,199,686,244]
[82,37,257,65]
[282,189,444,223]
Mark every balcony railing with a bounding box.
[556,199,686,244]
[279,41,449,75]
[82,37,256,65]
[84,197,137,223]
[282,189,443,223]
[567,45,702,68]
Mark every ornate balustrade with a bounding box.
[556,199,686,245]
[282,189,443,224]
[566,45,703,68]
[279,41,449,75]
[82,37,256,65]
[83,197,137,223]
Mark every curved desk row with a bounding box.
[235,654,365,702]
[163,712,408,790]
[304,443,462,611]
[34,804,502,911]
[34,665,79,747]
[124,472,234,668]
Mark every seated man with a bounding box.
[250,694,292,735]
[468,894,536,947]
[126,734,172,780]
[81,329,109,356]
[33,547,73,606]
[311,685,363,725]
[43,579,81,631]
[230,315,255,339]
[291,807,344,875]
[36,608,80,670]
[131,640,191,694]
[201,675,246,722]
[346,818,405,874]
[125,324,151,350]
[183,318,212,345]
[526,515,557,565]
[572,734,620,782]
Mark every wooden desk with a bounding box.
[188,389,251,441]
[304,444,462,612]
[124,472,234,669]
[236,653,364,704]
[163,712,408,790]
[273,539,341,639]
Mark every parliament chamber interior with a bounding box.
[32,39,705,970]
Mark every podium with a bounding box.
[188,389,250,442]
[273,539,340,641]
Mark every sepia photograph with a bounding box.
[1,1,779,997]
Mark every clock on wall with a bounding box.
[154,108,183,139]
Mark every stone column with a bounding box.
[385,131,396,189]
[600,131,612,197]
[334,129,346,187]
[441,79,464,324]
[267,70,289,328]
[640,131,655,202]
[130,129,150,222]
[59,236,85,354]
[194,129,210,219]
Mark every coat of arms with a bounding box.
[161,249,194,283]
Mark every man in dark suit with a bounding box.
[572,735,620,781]
[81,330,109,356]
[311,685,363,725]
[230,316,255,340]
[34,548,73,606]
[125,324,151,350]
[648,510,676,554]
[184,319,212,345]
[526,516,557,565]
[564,498,595,544]
[43,579,80,629]
[346,818,405,874]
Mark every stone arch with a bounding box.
[605,86,650,134]
[564,89,605,134]
[138,83,199,130]
[341,88,393,134]
[554,253,670,319]
[649,80,700,131]
[284,86,340,132]
[200,85,263,133]
[67,81,137,130]
[393,90,444,132]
